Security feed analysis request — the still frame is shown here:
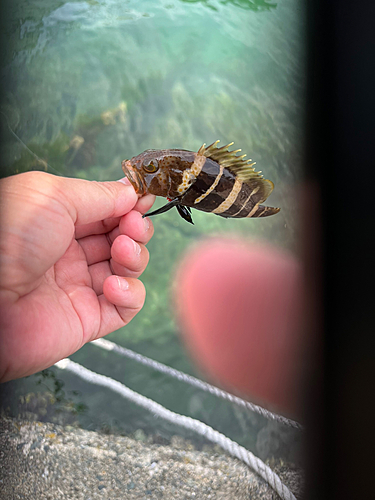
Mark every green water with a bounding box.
[0,0,305,462]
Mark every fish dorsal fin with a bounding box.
[198,140,275,200]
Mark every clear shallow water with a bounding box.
[0,0,305,462]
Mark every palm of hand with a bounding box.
[0,172,154,382]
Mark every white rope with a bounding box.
[92,338,303,431]
[55,358,297,500]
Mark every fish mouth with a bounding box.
[121,160,145,195]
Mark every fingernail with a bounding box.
[116,276,129,291]
[133,240,141,256]
[117,177,131,185]
[143,217,150,231]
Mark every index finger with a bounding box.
[75,216,121,240]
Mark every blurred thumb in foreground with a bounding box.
[175,239,304,417]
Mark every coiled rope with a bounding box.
[55,358,297,500]
[92,338,303,430]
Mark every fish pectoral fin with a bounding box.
[143,199,194,224]
[142,198,180,218]
[176,205,194,225]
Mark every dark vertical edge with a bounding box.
[0,0,7,177]
[305,0,375,499]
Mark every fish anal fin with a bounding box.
[177,205,194,224]
[248,205,281,218]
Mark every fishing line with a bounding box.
[0,110,63,176]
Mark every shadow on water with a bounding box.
[0,0,305,464]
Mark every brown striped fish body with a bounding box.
[122,141,280,224]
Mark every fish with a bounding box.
[122,140,280,224]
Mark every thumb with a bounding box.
[56,175,138,226]
[0,172,138,299]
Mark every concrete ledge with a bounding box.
[0,417,303,499]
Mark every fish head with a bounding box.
[122,149,187,198]
[122,149,173,197]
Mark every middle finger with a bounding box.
[78,210,153,267]
[111,234,149,277]
[119,210,154,245]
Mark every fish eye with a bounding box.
[143,159,159,173]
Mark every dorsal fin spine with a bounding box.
[197,140,274,195]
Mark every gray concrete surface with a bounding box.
[0,417,303,499]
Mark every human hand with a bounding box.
[175,239,304,417]
[0,171,155,383]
